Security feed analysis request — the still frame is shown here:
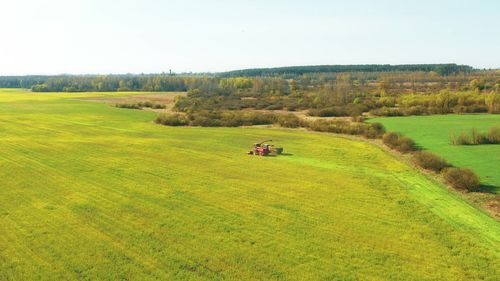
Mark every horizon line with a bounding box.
[1,63,499,77]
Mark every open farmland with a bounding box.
[370,115,500,192]
[0,89,499,280]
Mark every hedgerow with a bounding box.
[155,111,384,139]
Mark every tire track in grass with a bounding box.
[0,140,188,278]
[77,135,496,276]
[151,152,450,276]
[0,137,296,276]
[0,143,177,279]
[0,217,74,280]
[0,173,158,279]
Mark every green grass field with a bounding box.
[370,115,500,192]
[0,89,499,280]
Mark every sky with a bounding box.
[0,0,499,75]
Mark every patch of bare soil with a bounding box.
[77,92,186,113]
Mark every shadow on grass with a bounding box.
[414,144,425,151]
[477,184,499,194]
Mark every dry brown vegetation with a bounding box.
[413,151,450,172]
[443,168,482,192]
[382,132,417,153]
[79,92,185,112]
[450,126,500,145]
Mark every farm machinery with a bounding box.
[247,140,284,156]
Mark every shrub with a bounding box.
[443,168,481,192]
[31,84,50,92]
[413,151,449,172]
[370,107,403,116]
[138,101,153,107]
[115,103,141,109]
[155,113,190,126]
[382,132,400,147]
[308,107,347,117]
[450,132,470,145]
[370,122,385,134]
[450,126,500,145]
[402,105,427,116]
[275,114,301,128]
[152,103,166,109]
[382,132,416,153]
[351,115,364,123]
[398,137,416,153]
[488,126,500,143]
[116,101,166,110]
[361,122,385,139]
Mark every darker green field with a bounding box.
[370,114,500,192]
[0,89,499,280]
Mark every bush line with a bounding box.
[155,111,385,138]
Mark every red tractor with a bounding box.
[248,140,283,156]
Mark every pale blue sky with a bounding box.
[0,0,498,75]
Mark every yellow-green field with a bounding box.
[0,89,498,280]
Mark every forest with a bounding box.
[1,65,498,117]
[219,63,474,77]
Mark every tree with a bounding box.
[486,92,500,113]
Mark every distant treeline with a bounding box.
[0,74,190,92]
[219,64,475,77]
[0,76,50,88]
[31,75,188,92]
[0,64,476,91]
